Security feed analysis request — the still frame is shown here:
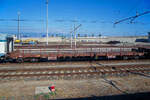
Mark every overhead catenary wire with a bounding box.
[114,11,150,25]
[126,0,142,16]
[0,19,44,22]
[1,18,149,25]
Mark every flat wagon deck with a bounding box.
[8,46,144,62]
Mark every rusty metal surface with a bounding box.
[9,50,144,59]
[15,45,138,49]
[8,44,148,60]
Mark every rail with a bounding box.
[0,64,150,81]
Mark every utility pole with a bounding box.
[99,33,101,43]
[70,24,82,49]
[74,23,76,49]
[71,26,73,49]
[18,12,20,40]
[46,0,49,45]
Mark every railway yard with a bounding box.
[0,58,150,99]
[0,39,150,100]
[0,40,148,98]
[0,35,150,99]
[1,0,150,99]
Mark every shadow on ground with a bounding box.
[55,92,150,100]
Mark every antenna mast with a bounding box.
[18,12,20,40]
[46,0,49,45]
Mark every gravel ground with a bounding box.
[0,75,150,99]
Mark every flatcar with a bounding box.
[0,34,148,63]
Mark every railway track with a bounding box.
[1,59,150,67]
[0,64,150,81]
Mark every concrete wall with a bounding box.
[22,37,65,42]
[22,36,148,43]
[77,36,148,43]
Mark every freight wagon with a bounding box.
[9,46,144,62]
[0,34,148,63]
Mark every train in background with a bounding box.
[15,38,38,45]
[0,34,150,63]
[0,34,14,61]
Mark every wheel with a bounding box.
[134,56,139,60]
[123,56,128,60]
[16,58,24,63]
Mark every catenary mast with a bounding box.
[46,0,49,45]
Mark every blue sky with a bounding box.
[0,0,150,37]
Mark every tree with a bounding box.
[99,34,101,37]
[78,33,80,37]
[51,34,54,37]
[56,34,58,37]
[92,33,94,37]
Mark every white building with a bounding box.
[0,34,14,57]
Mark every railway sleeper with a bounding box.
[72,75,79,79]
[59,76,65,80]
[62,76,71,80]
[47,76,55,80]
